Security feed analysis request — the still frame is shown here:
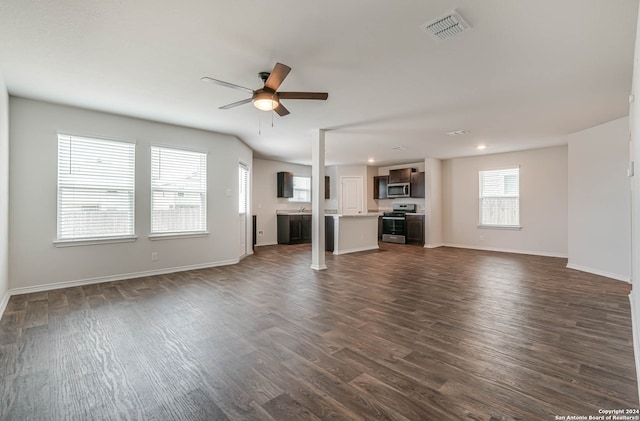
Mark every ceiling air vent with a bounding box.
[421,10,470,41]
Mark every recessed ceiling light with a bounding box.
[447,130,468,136]
[368,158,375,163]
[477,144,487,150]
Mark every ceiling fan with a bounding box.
[201,63,328,116]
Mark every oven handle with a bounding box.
[383,217,405,220]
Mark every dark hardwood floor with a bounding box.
[0,243,638,420]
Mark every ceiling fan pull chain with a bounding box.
[258,109,261,135]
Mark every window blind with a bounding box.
[57,134,135,240]
[479,167,520,226]
[239,164,248,214]
[151,146,207,234]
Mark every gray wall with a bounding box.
[252,158,311,246]
[442,146,569,257]
[9,97,252,290]
[567,117,631,281]
[0,75,8,309]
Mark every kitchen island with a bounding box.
[325,213,380,255]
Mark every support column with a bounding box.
[311,129,327,270]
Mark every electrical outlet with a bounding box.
[258,230,264,236]
[151,252,158,261]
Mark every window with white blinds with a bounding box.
[289,176,311,203]
[239,164,248,214]
[479,167,520,227]
[57,134,135,241]
[151,146,207,234]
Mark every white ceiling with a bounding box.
[0,0,637,166]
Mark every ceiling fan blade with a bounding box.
[264,63,291,91]
[201,77,254,94]
[278,92,328,100]
[219,98,252,109]
[274,103,290,116]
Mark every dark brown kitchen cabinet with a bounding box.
[406,214,424,245]
[302,215,312,242]
[277,172,293,198]
[277,214,312,244]
[373,176,388,199]
[388,168,414,184]
[325,176,330,199]
[378,216,383,239]
[410,171,425,198]
[325,216,335,251]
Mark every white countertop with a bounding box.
[277,210,423,216]
[326,213,381,217]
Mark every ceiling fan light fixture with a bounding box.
[253,91,279,111]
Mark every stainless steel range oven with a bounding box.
[382,203,417,244]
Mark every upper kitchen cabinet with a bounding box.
[388,168,414,184]
[277,171,293,198]
[325,176,330,199]
[410,171,425,198]
[373,176,388,199]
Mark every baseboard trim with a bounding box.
[629,294,640,404]
[443,243,568,259]
[0,289,9,318]
[8,258,240,297]
[566,262,631,283]
[333,245,379,255]
[424,243,444,249]
[256,242,278,247]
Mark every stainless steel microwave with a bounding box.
[387,182,410,198]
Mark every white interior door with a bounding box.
[341,176,364,215]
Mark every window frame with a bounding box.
[477,167,522,230]
[149,145,208,239]
[54,133,137,247]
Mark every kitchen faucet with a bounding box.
[299,206,306,212]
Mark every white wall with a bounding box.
[366,166,378,212]
[252,158,311,246]
[325,165,338,211]
[628,3,640,401]
[425,157,443,247]
[442,146,568,257]
[9,97,252,290]
[0,75,9,312]
[567,117,631,281]
[334,165,368,214]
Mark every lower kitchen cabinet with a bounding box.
[406,214,425,245]
[302,215,312,242]
[325,216,334,251]
[277,214,312,244]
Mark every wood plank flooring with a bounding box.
[0,243,638,420]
